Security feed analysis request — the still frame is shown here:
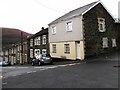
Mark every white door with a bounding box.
[77,43,80,59]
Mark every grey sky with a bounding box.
[0,0,119,34]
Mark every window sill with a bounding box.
[64,52,70,54]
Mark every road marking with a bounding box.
[34,66,47,69]
[2,67,16,69]
[2,82,7,85]
[17,67,29,69]
[32,71,37,73]
[40,68,49,71]
[57,64,68,67]
[27,71,33,74]
[46,66,58,69]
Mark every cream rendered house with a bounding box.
[48,1,117,60]
[49,16,85,60]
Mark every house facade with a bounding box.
[48,1,118,60]
[27,28,49,63]
[8,41,28,65]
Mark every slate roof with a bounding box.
[49,1,99,25]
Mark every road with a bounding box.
[1,51,119,89]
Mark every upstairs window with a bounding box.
[98,18,106,32]
[102,37,108,48]
[52,26,56,34]
[42,35,46,45]
[30,39,33,47]
[66,22,72,32]
[34,36,40,45]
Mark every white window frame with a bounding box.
[98,18,106,32]
[112,39,117,47]
[52,26,56,34]
[30,49,33,58]
[102,37,108,48]
[64,44,70,54]
[42,49,47,55]
[30,39,33,47]
[34,49,41,59]
[42,35,46,45]
[66,21,72,32]
[34,36,40,46]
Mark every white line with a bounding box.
[47,66,59,69]
[2,67,16,69]
[32,71,37,73]
[57,65,68,67]
[2,82,7,85]
[27,71,33,74]
[34,66,47,69]
[17,67,29,69]
[40,68,48,71]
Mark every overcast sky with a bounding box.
[0,0,119,34]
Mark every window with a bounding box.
[42,35,46,45]
[17,46,20,51]
[17,53,20,60]
[34,49,41,59]
[34,36,40,45]
[52,44,56,53]
[112,39,117,47]
[98,18,106,32]
[30,49,33,58]
[30,39,33,47]
[42,49,47,55]
[52,26,56,34]
[64,44,70,54]
[66,22,72,31]
[102,37,108,48]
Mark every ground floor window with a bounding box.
[102,37,108,48]
[112,39,117,47]
[17,53,20,60]
[42,49,47,55]
[64,44,70,54]
[34,49,41,59]
[52,44,56,53]
[30,49,33,58]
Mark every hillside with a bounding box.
[0,28,32,50]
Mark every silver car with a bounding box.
[0,60,9,66]
[32,54,53,66]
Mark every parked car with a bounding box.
[32,54,53,66]
[0,60,9,66]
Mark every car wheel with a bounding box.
[32,62,35,66]
[38,61,41,66]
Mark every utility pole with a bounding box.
[21,31,23,65]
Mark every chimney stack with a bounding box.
[41,27,44,30]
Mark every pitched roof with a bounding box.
[49,0,114,25]
[27,28,48,40]
[49,1,99,25]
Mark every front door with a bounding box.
[77,43,80,59]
